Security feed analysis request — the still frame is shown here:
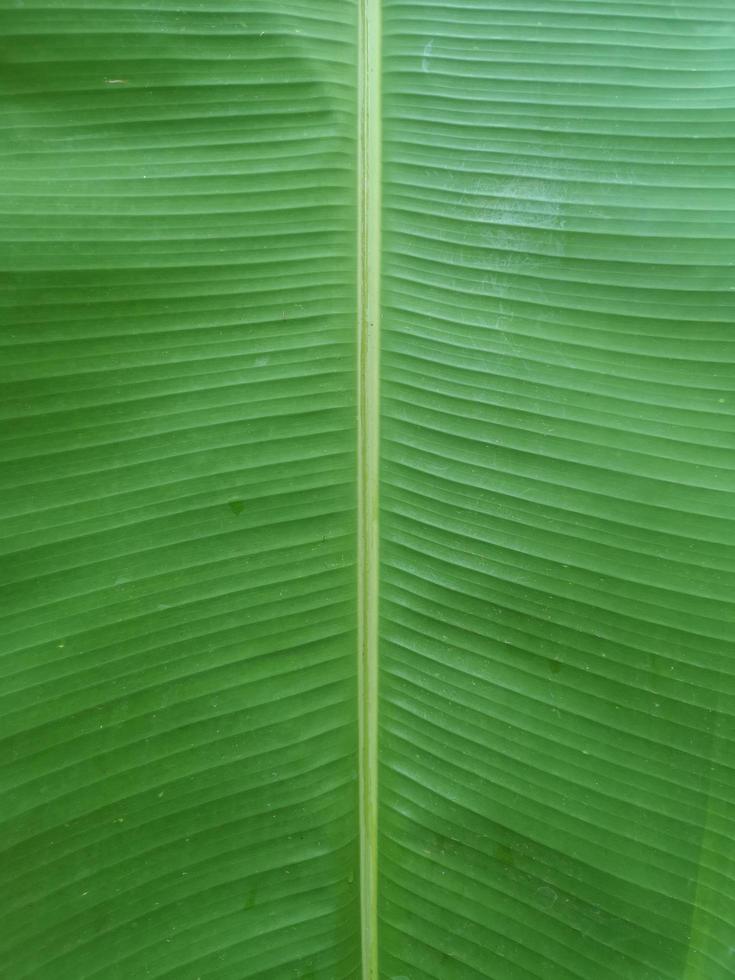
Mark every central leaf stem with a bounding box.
[357,0,381,974]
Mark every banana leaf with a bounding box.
[1,1,733,978]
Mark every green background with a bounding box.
[1,1,734,978]
[0,3,359,977]
[380,2,735,978]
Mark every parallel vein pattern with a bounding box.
[380,2,735,978]
[0,3,359,978]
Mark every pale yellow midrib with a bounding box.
[356,0,381,975]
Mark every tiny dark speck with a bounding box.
[495,844,515,867]
[228,500,244,516]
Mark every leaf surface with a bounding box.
[1,1,734,979]
[379,3,735,979]
[0,3,360,978]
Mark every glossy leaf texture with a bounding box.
[379,2,735,979]
[1,2,735,980]
[0,3,360,978]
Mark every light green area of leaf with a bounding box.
[1,1,734,978]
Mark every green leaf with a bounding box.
[0,3,359,978]
[1,1,734,979]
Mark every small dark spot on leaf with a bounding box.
[495,844,515,867]
[228,500,244,516]
[243,879,258,910]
